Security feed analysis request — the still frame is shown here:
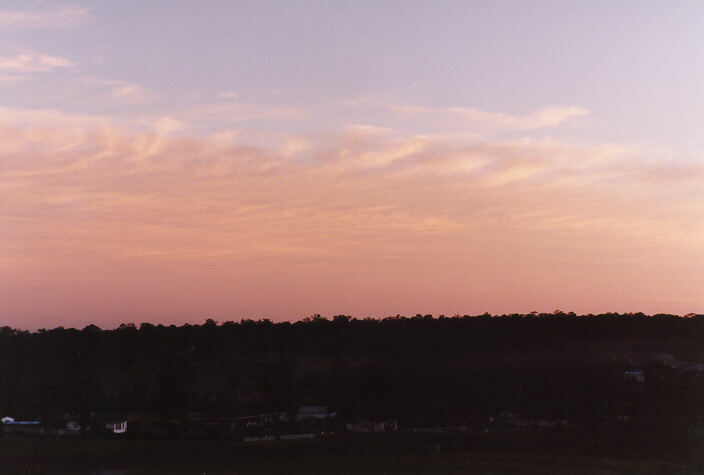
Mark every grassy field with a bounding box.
[1,431,703,474]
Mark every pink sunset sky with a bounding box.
[1,1,703,329]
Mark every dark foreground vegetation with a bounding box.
[2,312,704,472]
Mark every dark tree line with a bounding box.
[1,312,703,433]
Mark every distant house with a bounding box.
[511,418,566,430]
[230,412,287,431]
[100,415,128,434]
[296,406,335,431]
[346,420,398,433]
[297,406,335,421]
[3,415,86,437]
[65,420,82,433]
[1,417,42,435]
[624,370,645,383]
[678,363,704,374]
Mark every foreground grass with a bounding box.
[1,431,702,474]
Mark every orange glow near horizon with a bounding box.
[1,111,702,329]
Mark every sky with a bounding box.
[1,1,703,329]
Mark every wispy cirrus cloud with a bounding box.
[0,51,74,84]
[0,107,701,325]
[0,52,73,73]
[219,91,240,99]
[395,104,590,131]
[178,101,307,128]
[81,76,157,104]
[109,83,155,104]
[0,5,88,29]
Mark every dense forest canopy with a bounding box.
[2,312,703,433]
